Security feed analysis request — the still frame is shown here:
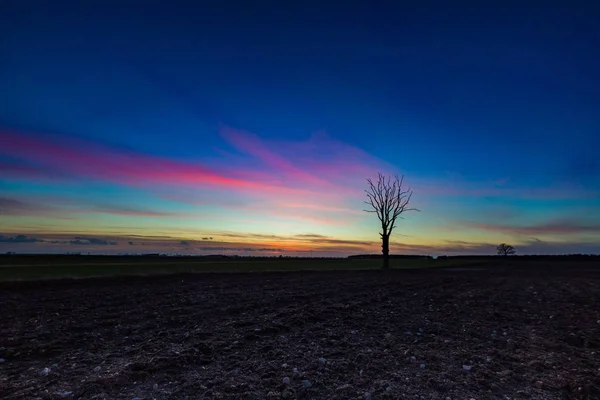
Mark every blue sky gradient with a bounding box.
[1,1,599,255]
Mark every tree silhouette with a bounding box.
[497,243,516,256]
[364,173,418,269]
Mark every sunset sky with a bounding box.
[1,1,599,256]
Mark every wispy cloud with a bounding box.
[0,197,33,214]
[91,205,188,218]
[0,234,117,246]
[293,233,329,239]
[0,195,188,219]
[462,219,600,237]
[0,130,282,192]
[0,128,385,219]
[4,127,598,257]
[217,127,391,194]
[220,127,332,188]
[0,196,56,215]
[413,178,599,200]
[277,202,364,215]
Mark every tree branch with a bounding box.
[364,173,418,236]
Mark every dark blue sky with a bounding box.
[1,1,599,255]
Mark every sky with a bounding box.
[1,1,599,256]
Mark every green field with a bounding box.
[0,255,488,282]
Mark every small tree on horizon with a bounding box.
[497,243,516,256]
[364,173,419,269]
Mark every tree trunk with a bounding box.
[381,234,390,269]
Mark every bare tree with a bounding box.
[364,173,419,269]
[496,243,516,256]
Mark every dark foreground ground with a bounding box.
[1,261,599,400]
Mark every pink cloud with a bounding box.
[1,128,404,232]
[284,131,393,178]
[220,127,332,188]
[0,130,285,192]
[218,127,392,194]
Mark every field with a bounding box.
[1,259,599,399]
[0,255,480,282]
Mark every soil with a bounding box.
[1,261,599,399]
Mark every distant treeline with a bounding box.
[0,253,350,264]
[437,254,600,260]
[348,254,433,260]
[348,254,600,260]
[2,253,599,263]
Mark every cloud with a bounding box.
[293,233,329,239]
[217,128,397,203]
[220,127,331,188]
[0,234,44,243]
[272,130,392,184]
[462,220,600,237]
[301,237,375,246]
[216,232,297,240]
[1,231,598,256]
[0,129,286,192]
[0,196,56,215]
[92,205,187,218]
[70,237,118,246]
[0,197,31,214]
[0,194,186,219]
[0,128,380,222]
[6,126,598,257]
[197,247,284,252]
[413,179,599,201]
[515,238,600,255]
[0,127,415,238]
[203,232,379,249]
[280,203,363,215]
